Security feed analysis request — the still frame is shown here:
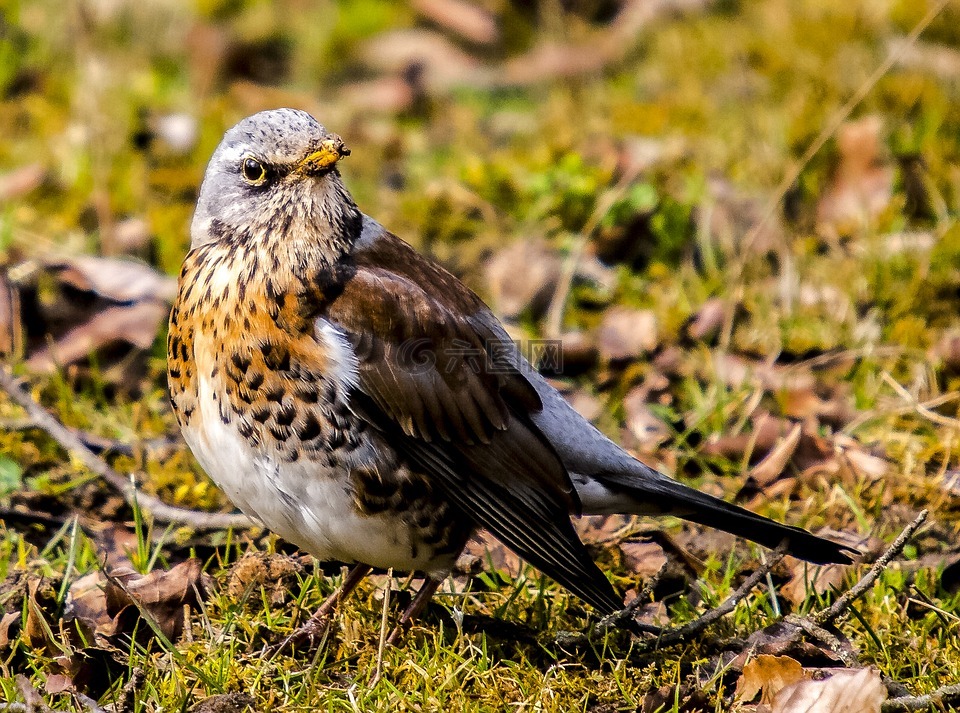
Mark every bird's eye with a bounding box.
[241,157,267,184]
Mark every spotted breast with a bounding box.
[167,236,471,577]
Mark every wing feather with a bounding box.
[321,228,622,613]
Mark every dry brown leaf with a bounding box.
[623,388,671,449]
[412,0,499,45]
[933,331,960,373]
[891,38,960,80]
[816,116,894,238]
[709,354,815,393]
[24,577,59,651]
[838,443,891,481]
[781,561,847,608]
[565,389,603,422]
[191,693,256,713]
[47,256,177,304]
[484,239,561,319]
[619,540,668,579]
[597,307,658,362]
[699,177,786,256]
[771,668,886,713]
[748,423,802,486]
[735,654,808,705]
[556,331,599,376]
[44,673,74,695]
[27,300,170,372]
[0,611,20,648]
[65,571,113,644]
[641,683,711,713]
[341,75,423,114]
[0,163,46,201]
[362,29,484,91]
[686,298,730,343]
[102,559,210,643]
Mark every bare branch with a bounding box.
[812,510,928,627]
[882,683,960,712]
[639,541,788,650]
[0,368,252,530]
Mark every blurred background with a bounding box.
[1,0,960,706]
[1,0,960,554]
[3,0,960,544]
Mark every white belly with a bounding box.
[184,374,440,574]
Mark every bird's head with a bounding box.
[191,109,362,261]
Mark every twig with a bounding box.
[783,614,859,668]
[882,683,960,712]
[811,510,927,627]
[599,562,665,633]
[73,693,107,713]
[0,417,179,458]
[0,368,252,530]
[637,541,788,651]
[544,165,642,340]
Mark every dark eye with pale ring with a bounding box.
[241,157,267,184]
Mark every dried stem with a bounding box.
[882,683,960,712]
[0,368,252,530]
[811,510,927,627]
[637,541,788,651]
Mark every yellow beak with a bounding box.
[298,137,350,174]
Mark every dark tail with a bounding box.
[592,466,857,565]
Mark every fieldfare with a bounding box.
[168,109,854,650]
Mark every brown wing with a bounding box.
[324,230,622,613]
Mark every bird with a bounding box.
[167,108,855,651]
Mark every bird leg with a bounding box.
[268,563,373,658]
[385,577,442,645]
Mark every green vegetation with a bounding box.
[0,0,959,710]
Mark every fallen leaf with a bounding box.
[556,331,599,376]
[484,239,561,319]
[816,116,894,239]
[24,576,60,652]
[47,256,177,304]
[735,654,807,705]
[619,540,669,579]
[771,667,886,713]
[565,389,603,422]
[0,163,46,201]
[102,559,211,643]
[597,307,658,362]
[623,388,671,449]
[0,611,20,648]
[748,424,802,486]
[698,177,785,256]
[641,683,711,713]
[686,298,731,343]
[26,300,170,372]
[412,0,499,45]
[362,29,484,91]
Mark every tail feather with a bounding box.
[591,466,857,565]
